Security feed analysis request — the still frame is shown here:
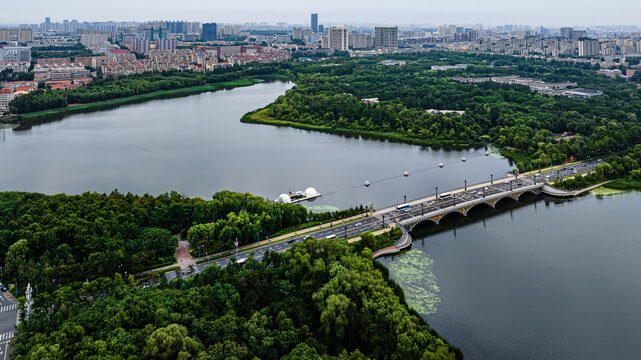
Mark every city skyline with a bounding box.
[2,0,641,28]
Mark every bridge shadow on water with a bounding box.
[407,191,548,245]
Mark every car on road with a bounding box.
[0,284,7,292]
[478,191,484,195]
[484,187,489,190]
[355,222,362,227]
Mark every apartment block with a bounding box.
[374,26,398,48]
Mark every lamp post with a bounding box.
[330,213,333,228]
[435,186,438,197]
[382,214,385,228]
[257,228,261,248]
[268,236,271,251]
[404,195,406,204]
[234,238,239,258]
[464,180,467,191]
[491,174,493,185]
[421,203,424,215]
[307,217,311,233]
[344,226,347,238]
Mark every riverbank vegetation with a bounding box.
[246,51,641,171]
[8,64,281,115]
[11,238,461,359]
[555,145,641,190]
[0,190,367,290]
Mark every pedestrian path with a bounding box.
[0,331,13,342]
[0,305,16,314]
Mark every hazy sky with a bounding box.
[2,0,640,27]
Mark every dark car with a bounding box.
[1,285,7,292]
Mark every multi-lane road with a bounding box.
[165,160,603,281]
[0,291,17,360]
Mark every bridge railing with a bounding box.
[399,183,543,227]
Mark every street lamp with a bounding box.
[404,195,407,203]
[381,214,385,228]
[491,174,493,184]
[234,238,239,258]
[464,180,467,191]
[307,217,311,233]
[435,186,439,197]
[330,213,333,228]
[344,226,347,238]
[421,203,424,215]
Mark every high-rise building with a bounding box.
[349,33,373,49]
[202,23,218,42]
[0,46,31,62]
[578,38,600,56]
[318,25,324,33]
[326,26,349,50]
[449,24,457,35]
[374,26,398,48]
[0,29,34,43]
[560,27,573,38]
[311,13,318,33]
[45,17,51,31]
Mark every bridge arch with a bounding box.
[438,210,466,224]
[466,201,496,214]
[494,195,518,207]
[408,218,440,231]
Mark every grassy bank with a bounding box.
[242,107,476,148]
[604,179,641,191]
[12,78,265,122]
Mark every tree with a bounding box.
[143,324,203,359]
[5,239,29,284]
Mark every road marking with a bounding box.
[0,305,16,313]
[0,332,13,341]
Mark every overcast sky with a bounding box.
[2,0,640,27]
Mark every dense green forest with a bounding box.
[0,190,316,288]
[11,239,460,360]
[252,51,641,171]
[9,65,281,114]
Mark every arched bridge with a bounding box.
[400,183,544,230]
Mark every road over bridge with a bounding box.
[165,159,604,278]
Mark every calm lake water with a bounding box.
[379,191,641,360]
[1,80,639,359]
[0,81,512,210]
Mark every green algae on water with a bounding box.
[387,249,441,315]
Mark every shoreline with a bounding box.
[0,77,272,125]
[241,106,481,149]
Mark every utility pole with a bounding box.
[421,203,424,215]
[491,174,493,184]
[464,180,467,191]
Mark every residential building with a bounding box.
[349,33,373,49]
[0,47,31,62]
[81,31,109,47]
[0,88,14,112]
[578,38,600,56]
[34,63,91,83]
[202,23,218,41]
[560,27,573,38]
[0,28,33,43]
[326,26,349,50]
[374,26,398,48]
[311,13,318,33]
[0,61,29,72]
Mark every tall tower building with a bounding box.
[374,26,398,48]
[560,27,573,38]
[327,26,349,50]
[578,38,600,56]
[311,13,318,33]
[202,23,218,42]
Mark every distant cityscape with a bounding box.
[1,14,641,112]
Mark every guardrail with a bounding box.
[400,183,543,228]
